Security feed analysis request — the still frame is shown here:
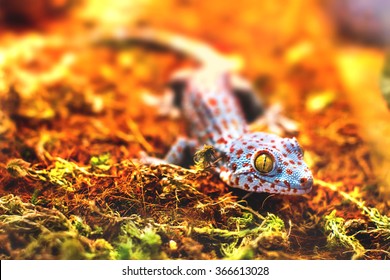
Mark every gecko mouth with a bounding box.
[275,185,312,195]
[258,181,312,195]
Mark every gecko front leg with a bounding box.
[164,137,197,165]
[138,137,197,166]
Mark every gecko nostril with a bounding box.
[299,177,309,187]
[300,176,313,188]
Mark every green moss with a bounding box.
[25,157,91,191]
[89,239,117,260]
[193,211,289,259]
[60,238,87,259]
[228,212,254,229]
[115,220,165,260]
[90,153,112,171]
[5,158,30,178]
[324,210,366,259]
[70,215,92,237]
[0,195,117,260]
[318,179,390,243]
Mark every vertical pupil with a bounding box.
[255,153,273,173]
[262,155,268,170]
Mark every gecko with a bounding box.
[111,28,313,195]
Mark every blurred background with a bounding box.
[1,0,390,42]
[1,0,389,76]
[1,0,389,86]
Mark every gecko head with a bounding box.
[220,132,313,195]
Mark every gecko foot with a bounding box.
[137,151,168,165]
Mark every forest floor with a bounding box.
[0,0,389,260]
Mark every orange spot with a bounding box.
[222,119,228,130]
[208,98,217,106]
[217,137,227,144]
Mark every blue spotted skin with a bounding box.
[125,29,313,194]
[165,69,313,195]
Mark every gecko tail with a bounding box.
[94,26,235,70]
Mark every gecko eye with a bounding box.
[254,152,275,173]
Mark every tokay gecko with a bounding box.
[117,28,313,195]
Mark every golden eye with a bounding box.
[254,152,274,173]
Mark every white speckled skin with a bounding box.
[177,70,313,195]
[124,29,313,195]
[220,133,313,195]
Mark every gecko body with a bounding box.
[119,29,313,195]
